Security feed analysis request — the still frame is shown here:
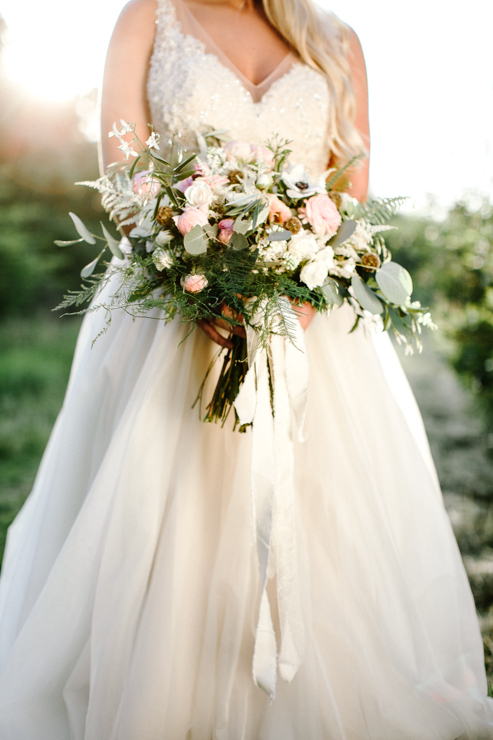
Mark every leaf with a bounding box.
[69,212,96,244]
[230,233,249,251]
[233,216,252,234]
[322,278,343,306]
[128,155,141,179]
[376,261,413,305]
[328,219,357,248]
[101,223,124,259]
[184,225,208,255]
[204,223,219,239]
[268,230,292,242]
[81,250,104,278]
[54,238,85,246]
[173,153,197,174]
[351,274,383,314]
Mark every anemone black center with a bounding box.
[295,181,309,190]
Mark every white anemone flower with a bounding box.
[282,164,325,200]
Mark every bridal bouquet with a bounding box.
[57,121,435,429]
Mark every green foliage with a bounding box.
[386,199,493,429]
[0,316,81,563]
[0,149,101,319]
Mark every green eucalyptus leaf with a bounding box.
[376,261,413,305]
[230,233,248,251]
[233,216,252,234]
[351,274,383,314]
[204,223,219,239]
[328,219,357,248]
[69,212,96,244]
[54,238,85,247]
[81,250,104,279]
[268,230,292,242]
[101,223,124,259]
[184,225,208,255]
[322,278,343,306]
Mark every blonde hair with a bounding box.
[262,0,364,162]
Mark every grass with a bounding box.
[0,314,81,560]
[0,315,492,690]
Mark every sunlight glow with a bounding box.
[1,0,492,208]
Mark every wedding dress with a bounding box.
[0,1,492,738]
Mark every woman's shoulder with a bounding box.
[113,0,157,39]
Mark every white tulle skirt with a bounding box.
[0,271,492,740]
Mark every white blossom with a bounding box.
[300,260,329,289]
[118,141,139,159]
[153,248,173,270]
[282,164,325,199]
[145,132,161,150]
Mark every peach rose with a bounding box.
[218,218,235,245]
[298,194,341,237]
[180,274,208,293]
[250,144,275,169]
[267,194,292,224]
[224,141,253,162]
[132,170,161,197]
[173,207,209,235]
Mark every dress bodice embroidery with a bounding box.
[147,0,331,176]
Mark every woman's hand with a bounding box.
[197,303,246,350]
[197,300,316,348]
[290,301,316,332]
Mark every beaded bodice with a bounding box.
[147,0,332,176]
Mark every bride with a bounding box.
[0,0,492,737]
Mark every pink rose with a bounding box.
[202,174,229,189]
[250,144,275,169]
[267,194,292,224]
[298,194,342,236]
[180,274,208,293]
[173,207,209,235]
[218,218,235,245]
[225,141,253,162]
[176,176,194,193]
[132,170,161,197]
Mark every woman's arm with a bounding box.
[99,0,157,174]
[345,28,370,202]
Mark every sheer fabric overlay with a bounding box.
[0,0,492,737]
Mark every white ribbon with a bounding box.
[234,307,309,700]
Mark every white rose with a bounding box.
[153,247,173,271]
[314,245,334,268]
[288,231,319,266]
[300,260,329,290]
[184,179,213,208]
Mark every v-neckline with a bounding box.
[176,0,294,96]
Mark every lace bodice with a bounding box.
[147,0,331,176]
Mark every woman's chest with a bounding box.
[147,0,332,175]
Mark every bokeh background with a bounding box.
[0,0,493,688]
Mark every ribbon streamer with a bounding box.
[234,308,309,699]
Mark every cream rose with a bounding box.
[298,194,342,237]
[287,231,319,266]
[184,179,213,208]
